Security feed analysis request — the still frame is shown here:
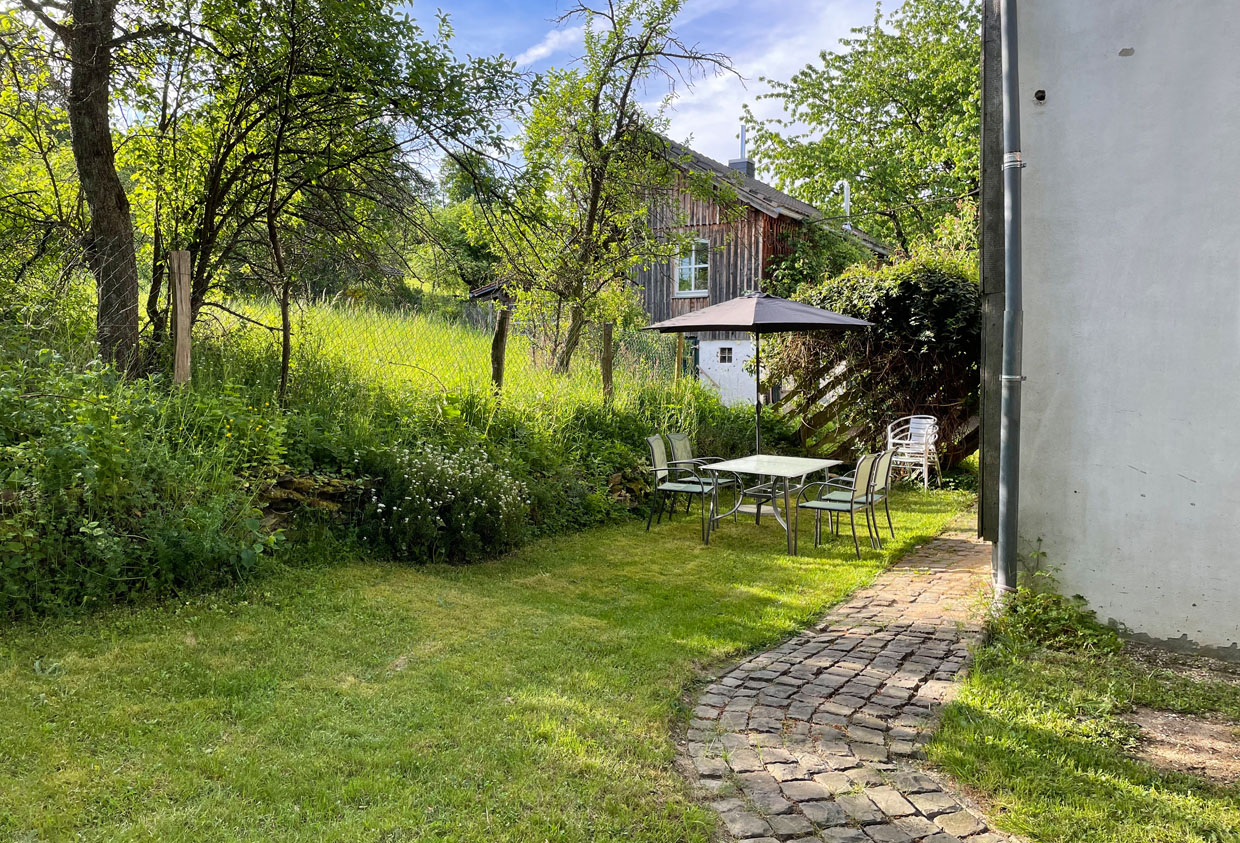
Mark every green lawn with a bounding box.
[1,489,968,842]
[928,635,1240,842]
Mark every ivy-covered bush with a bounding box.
[764,219,873,299]
[0,348,283,618]
[769,254,980,464]
[358,444,528,563]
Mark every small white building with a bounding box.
[981,0,1240,657]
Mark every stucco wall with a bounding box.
[1017,1,1240,654]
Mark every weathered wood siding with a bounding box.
[636,178,777,340]
[761,214,800,270]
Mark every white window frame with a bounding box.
[718,346,733,364]
[674,238,710,298]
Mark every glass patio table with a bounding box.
[705,455,842,554]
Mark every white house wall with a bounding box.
[1017,1,1240,654]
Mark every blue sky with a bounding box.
[408,0,880,168]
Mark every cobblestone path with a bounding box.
[681,531,1011,843]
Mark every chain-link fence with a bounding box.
[2,239,682,411]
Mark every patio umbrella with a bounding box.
[642,291,872,453]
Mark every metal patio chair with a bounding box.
[667,432,725,514]
[793,452,882,558]
[644,435,733,544]
[888,415,941,489]
[819,448,896,549]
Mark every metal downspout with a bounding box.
[996,0,1023,595]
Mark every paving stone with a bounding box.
[767,813,815,840]
[934,810,984,838]
[919,835,962,843]
[728,749,765,773]
[692,754,729,777]
[820,828,871,843]
[836,793,884,825]
[767,762,810,782]
[798,799,848,827]
[852,743,889,763]
[908,790,961,818]
[864,785,916,817]
[892,815,940,837]
[810,771,854,794]
[844,766,886,787]
[863,824,913,843]
[719,809,772,839]
[778,779,833,802]
[848,725,887,745]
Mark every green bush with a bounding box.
[0,348,282,618]
[770,254,980,464]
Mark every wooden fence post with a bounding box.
[169,250,192,385]
[675,333,684,380]
[601,321,614,402]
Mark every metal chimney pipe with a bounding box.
[996,0,1024,596]
[835,179,852,231]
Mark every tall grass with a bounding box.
[223,298,673,410]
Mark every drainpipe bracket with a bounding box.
[999,374,1027,382]
[1002,151,1026,169]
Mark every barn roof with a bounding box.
[663,138,890,257]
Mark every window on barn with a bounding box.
[675,239,709,296]
[718,347,733,364]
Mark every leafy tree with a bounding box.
[743,0,981,252]
[480,0,734,374]
[9,0,193,373]
[4,0,522,386]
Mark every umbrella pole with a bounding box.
[754,331,761,454]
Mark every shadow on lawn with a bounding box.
[930,683,1240,842]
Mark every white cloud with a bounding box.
[660,0,868,167]
[515,24,585,65]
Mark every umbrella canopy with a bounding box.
[641,291,872,334]
[642,292,872,454]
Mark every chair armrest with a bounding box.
[796,480,833,505]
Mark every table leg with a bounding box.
[783,476,793,554]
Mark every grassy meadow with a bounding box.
[221,299,677,413]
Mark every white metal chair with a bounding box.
[888,415,941,490]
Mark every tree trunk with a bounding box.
[269,11,296,406]
[600,320,614,403]
[490,303,511,391]
[66,0,140,374]
[554,305,585,373]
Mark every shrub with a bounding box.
[990,575,1122,655]
[764,220,873,299]
[357,444,528,563]
[0,348,282,618]
[769,254,980,464]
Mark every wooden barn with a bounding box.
[635,139,886,404]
